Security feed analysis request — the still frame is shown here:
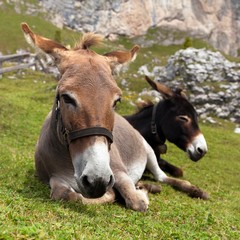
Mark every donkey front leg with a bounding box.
[113,172,149,212]
[50,176,82,201]
[50,176,116,204]
[110,144,150,211]
[154,146,183,177]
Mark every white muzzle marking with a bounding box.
[187,133,208,161]
[72,141,114,199]
[73,141,113,181]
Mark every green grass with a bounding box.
[0,4,240,239]
[0,70,240,239]
[0,1,81,54]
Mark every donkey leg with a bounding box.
[50,176,116,204]
[158,157,183,177]
[154,147,183,177]
[50,176,83,201]
[144,141,209,200]
[114,172,149,212]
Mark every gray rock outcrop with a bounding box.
[138,48,240,122]
[4,0,240,56]
[38,0,240,57]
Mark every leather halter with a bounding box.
[151,104,166,145]
[62,127,113,145]
[55,96,113,146]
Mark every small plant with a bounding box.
[183,37,193,49]
[237,48,240,57]
[54,30,62,43]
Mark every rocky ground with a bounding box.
[3,47,240,127]
[4,0,240,56]
[138,48,240,123]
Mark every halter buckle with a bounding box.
[55,96,60,121]
[62,128,70,143]
[151,123,157,135]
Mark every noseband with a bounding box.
[55,96,113,146]
[62,127,113,145]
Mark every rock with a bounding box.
[138,65,154,77]
[15,0,239,57]
[138,48,240,122]
[234,127,240,134]
[107,34,118,41]
[204,117,217,124]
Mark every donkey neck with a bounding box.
[125,104,166,147]
[151,103,166,145]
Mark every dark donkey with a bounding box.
[22,23,208,212]
[125,76,208,177]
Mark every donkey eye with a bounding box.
[177,115,189,122]
[113,97,121,108]
[62,94,76,106]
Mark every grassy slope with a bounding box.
[0,1,81,54]
[0,3,240,239]
[0,71,239,239]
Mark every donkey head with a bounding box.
[21,23,139,198]
[145,76,207,161]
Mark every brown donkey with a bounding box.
[22,23,208,212]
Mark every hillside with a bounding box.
[0,3,240,239]
[0,1,240,124]
[6,0,240,57]
[2,0,240,57]
[0,67,239,239]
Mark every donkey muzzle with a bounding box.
[187,133,208,161]
[78,174,115,198]
[72,140,115,198]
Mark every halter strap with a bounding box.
[151,103,159,136]
[66,127,113,144]
[151,103,166,146]
[55,95,113,146]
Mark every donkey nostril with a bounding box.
[197,147,204,155]
[108,175,114,187]
[82,175,90,187]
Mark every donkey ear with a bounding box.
[104,45,140,74]
[21,23,67,57]
[175,88,188,99]
[145,76,174,99]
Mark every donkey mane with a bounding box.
[74,32,104,50]
[135,100,154,113]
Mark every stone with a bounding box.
[234,127,240,134]
[138,48,240,122]
[138,65,154,77]
[21,0,240,57]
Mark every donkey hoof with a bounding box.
[188,186,210,200]
[126,200,148,212]
[204,192,210,200]
[126,191,149,212]
[199,191,210,200]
